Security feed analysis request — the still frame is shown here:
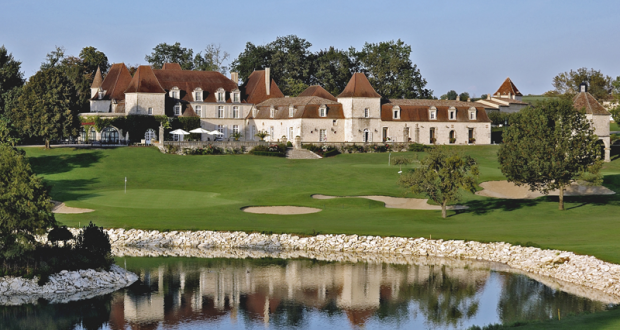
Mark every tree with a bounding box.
[0,45,25,116]
[552,68,612,101]
[610,105,620,125]
[145,42,195,70]
[11,67,79,148]
[0,143,56,261]
[79,46,110,76]
[392,156,412,171]
[440,90,458,100]
[194,44,230,74]
[351,40,433,99]
[399,147,478,218]
[459,92,470,101]
[40,46,66,70]
[312,47,356,95]
[498,99,602,210]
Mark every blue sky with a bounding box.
[1,0,619,96]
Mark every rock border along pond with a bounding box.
[106,228,620,301]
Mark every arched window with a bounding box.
[101,127,119,144]
[145,129,157,145]
[449,130,456,144]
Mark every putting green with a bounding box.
[77,189,238,209]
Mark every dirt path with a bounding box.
[243,206,322,215]
[312,195,467,210]
[476,181,616,199]
[51,201,95,214]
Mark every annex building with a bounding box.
[85,63,494,145]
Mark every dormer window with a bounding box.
[319,105,327,117]
[392,106,400,119]
[232,89,240,103]
[98,89,104,100]
[174,104,181,116]
[270,106,275,118]
[289,106,295,118]
[364,108,369,118]
[216,88,225,102]
[429,106,437,120]
[252,107,257,117]
[468,107,476,120]
[170,87,180,99]
[449,107,456,120]
[194,88,203,102]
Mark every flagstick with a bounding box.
[125,177,127,194]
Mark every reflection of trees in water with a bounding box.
[497,273,607,324]
[402,265,484,327]
[0,294,112,330]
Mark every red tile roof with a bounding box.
[93,63,132,101]
[298,85,337,101]
[337,73,381,98]
[162,63,182,70]
[241,70,285,104]
[153,69,238,102]
[253,96,343,119]
[382,101,490,122]
[495,77,522,96]
[573,92,611,115]
[90,66,103,88]
[125,66,166,94]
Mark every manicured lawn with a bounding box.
[24,145,620,264]
[611,122,619,132]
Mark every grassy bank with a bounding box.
[24,145,620,264]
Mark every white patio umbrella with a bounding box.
[209,130,224,135]
[189,128,211,134]
[169,129,190,135]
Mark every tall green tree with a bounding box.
[145,42,195,70]
[79,46,110,76]
[312,47,356,95]
[193,43,230,75]
[351,39,433,99]
[11,67,79,148]
[459,92,470,101]
[0,45,25,116]
[440,90,458,100]
[399,147,478,218]
[0,143,56,261]
[498,99,602,210]
[552,68,611,101]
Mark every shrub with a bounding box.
[469,137,476,144]
[449,137,456,144]
[47,226,74,246]
[164,144,179,154]
[373,144,391,152]
[184,145,223,155]
[286,141,293,147]
[76,222,111,258]
[250,144,286,156]
[408,143,429,152]
[323,149,340,157]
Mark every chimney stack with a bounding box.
[231,72,239,85]
[487,94,491,100]
[456,94,460,101]
[467,97,471,102]
[265,68,271,95]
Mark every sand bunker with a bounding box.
[476,181,616,199]
[51,201,94,214]
[312,195,468,210]
[243,206,322,215]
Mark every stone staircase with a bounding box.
[286,148,322,159]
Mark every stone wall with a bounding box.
[102,228,620,299]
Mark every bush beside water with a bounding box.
[0,223,113,285]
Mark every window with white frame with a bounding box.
[218,106,224,118]
[270,107,275,118]
[195,105,202,117]
[289,106,295,117]
[449,107,456,120]
[194,91,202,102]
[217,124,224,136]
[469,107,476,120]
[429,107,437,120]
[148,107,153,115]
[174,104,181,116]
[270,126,274,140]
[252,108,257,117]
[171,87,180,99]
[319,105,327,117]
[233,91,240,103]
[364,108,369,118]
[98,90,104,99]
[319,129,327,142]
[233,106,239,119]
[289,127,294,140]
[393,106,400,119]
[216,88,225,102]
[232,125,239,135]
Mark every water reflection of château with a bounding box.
[107,259,494,329]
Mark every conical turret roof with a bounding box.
[91,67,103,88]
[495,77,522,96]
[337,73,381,98]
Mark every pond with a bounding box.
[0,256,614,330]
